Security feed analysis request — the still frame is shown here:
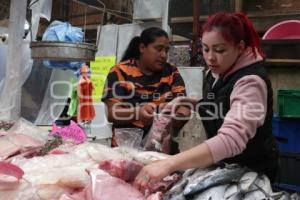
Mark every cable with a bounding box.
[73,0,106,47]
[96,0,105,10]
[93,0,132,49]
[73,1,132,21]
[72,0,133,48]
[83,6,87,42]
[105,8,132,16]
[95,0,105,49]
[29,0,39,8]
[91,7,132,21]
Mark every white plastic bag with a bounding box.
[143,114,173,153]
[114,128,143,149]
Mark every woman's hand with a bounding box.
[160,97,185,114]
[175,105,191,118]
[133,159,174,194]
[138,103,156,126]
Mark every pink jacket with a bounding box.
[204,48,268,163]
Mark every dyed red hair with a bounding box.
[202,12,264,58]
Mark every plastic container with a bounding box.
[278,89,300,118]
[263,20,300,40]
[272,115,300,153]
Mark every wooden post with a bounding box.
[191,0,200,66]
[235,0,243,12]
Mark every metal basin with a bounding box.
[30,41,97,61]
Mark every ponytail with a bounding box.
[121,36,141,61]
[121,27,168,62]
[234,12,265,58]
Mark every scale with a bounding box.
[29,0,105,62]
[30,41,97,61]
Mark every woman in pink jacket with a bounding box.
[134,12,279,190]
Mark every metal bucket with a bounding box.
[30,41,97,61]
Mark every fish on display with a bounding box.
[164,168,211,200]
[164,163,294,200]
[191,184,229,200]
[224,184,240,200]
[183,164,247,197]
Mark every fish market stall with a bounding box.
[1,0,300,199]
[0,118,299,200]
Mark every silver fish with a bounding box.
[192,184,228,200]
[291,193,300,200]
[239,171,259,194]
[253,175,273,197]
[224,171,261,199]
[164,168,209,200]
[224,184,240,200]
[164,179,188,200]
[243,189,269,200]
[183,164,247,197]
[275,191,291,200]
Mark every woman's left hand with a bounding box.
[159,97,185,114]
[133,159,174,194]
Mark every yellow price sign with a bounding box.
[90,56,116,102]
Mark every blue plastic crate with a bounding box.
[272,116,300,153]
[273,183,300,193]
[273,153,300,193]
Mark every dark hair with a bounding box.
[203,12,264,58]
[121,27,169,61]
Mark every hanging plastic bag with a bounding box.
[8,118,48,141]
[42,21,83,42]
[42,20,84,70]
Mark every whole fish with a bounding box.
[192,184,228,200]
[238,171,258,194]
[273,191,291,200]
[224,184,240,200]
[164,178,188,200]
[253,175,273,196]
[183,164,247,197]
[164,169,197,200]
[243,189,268,200]
[291,193,300,200]
[164,168,211,200]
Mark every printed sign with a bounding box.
[90,56,116,102]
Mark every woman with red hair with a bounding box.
[134,12,279,189]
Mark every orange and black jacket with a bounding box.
[101,59,186,144]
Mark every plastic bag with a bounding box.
[49,120,87,144]
[8,118,48,141]
[143,114,173,154]
[42,60,84,71]
[42,20,84,70]
[0,118,48,160]
[42,21,83,42]
[114,128,143,149]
